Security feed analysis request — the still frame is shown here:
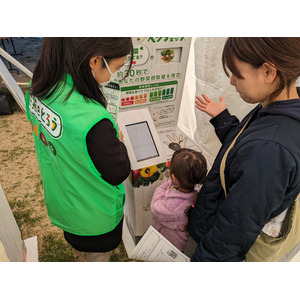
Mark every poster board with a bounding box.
[118,37,192,128]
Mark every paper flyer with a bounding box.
[104,79,121,122]
[130,226,190,262]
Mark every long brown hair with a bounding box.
[170,148,207,192]
[30,37,133,107]
[222,37,300,102]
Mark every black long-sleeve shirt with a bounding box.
[86,119,131,186]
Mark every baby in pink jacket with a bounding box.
[151,148,207,251]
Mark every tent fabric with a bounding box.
[178,37,253,168]
[0,183,25,262]
[0,240,10,262]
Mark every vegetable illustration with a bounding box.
[39,132,48,146]
[140,165,158,178]
[165,160,171,168]
[132,169,141,182]
[34,124,38,136]
[161,49,175,63]
[48,141,56,156]
[132,163,170,188]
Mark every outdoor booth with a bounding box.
[2,38,300,262]
[111,37,202,255]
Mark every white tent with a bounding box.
[178,37,253,168]
[1,37,300,262]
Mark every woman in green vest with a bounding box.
[26,38,133,261]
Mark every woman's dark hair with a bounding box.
[30,37,133,108]
[170,148,207,192]
[222,37,300,102]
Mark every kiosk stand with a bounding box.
[116,37,201,254]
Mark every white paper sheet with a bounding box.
[130,226,190,262]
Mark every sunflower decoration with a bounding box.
[131,162,171,188]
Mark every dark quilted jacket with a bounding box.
[188,94,300,261]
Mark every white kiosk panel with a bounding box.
[118,108,167,170]
[116,37,196,251]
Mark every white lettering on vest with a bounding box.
[29,96,63,139]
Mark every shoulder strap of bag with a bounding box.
[218,114,300,262]
[220,115,253,198]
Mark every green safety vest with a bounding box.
[25,74,125,236]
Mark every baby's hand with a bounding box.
[195,94,226,118]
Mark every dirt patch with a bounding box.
[0,38,132,262]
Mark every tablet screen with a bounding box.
[126,121,159,162]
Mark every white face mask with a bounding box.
[100,57,121,120]
[100,57,114,87]
[91,57,115,87]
